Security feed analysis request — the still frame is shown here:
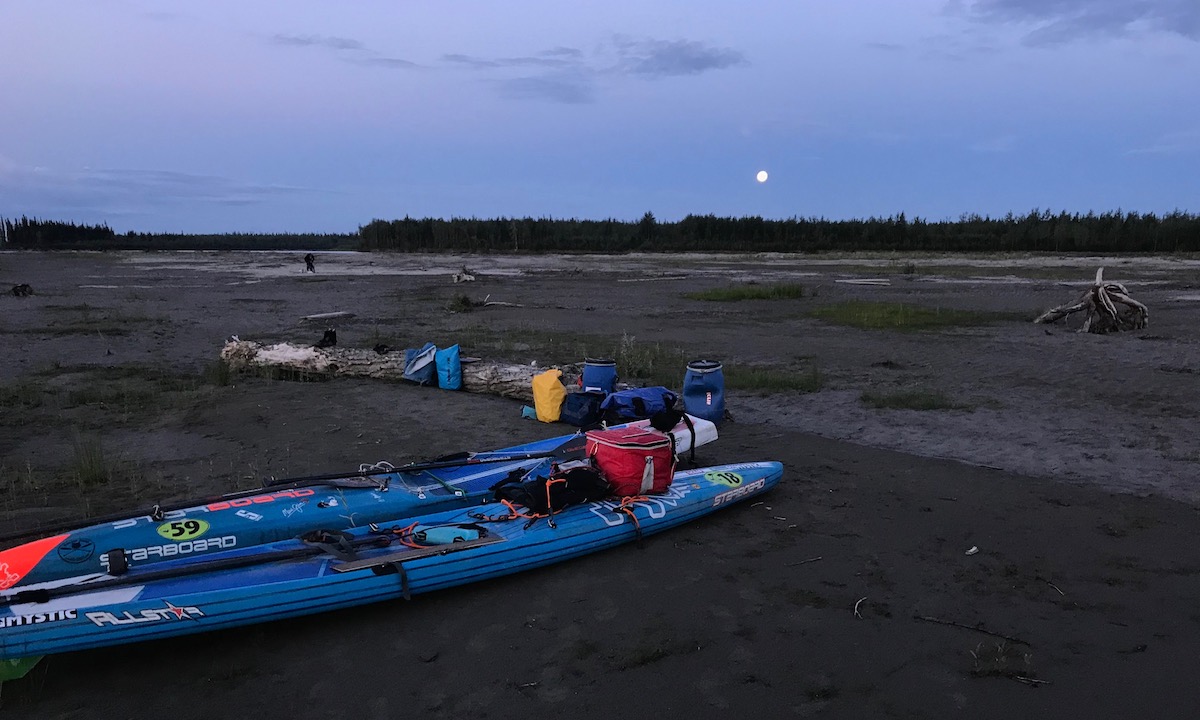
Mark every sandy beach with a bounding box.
[1,249,1198,718]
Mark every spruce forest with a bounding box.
[3,211,1199,253]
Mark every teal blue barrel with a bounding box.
[581,358,617,394]
[683,360,725,424]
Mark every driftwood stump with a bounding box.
[220,340,566,403]
[1034,268,1148,333]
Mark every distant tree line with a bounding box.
[1,216,354,250]
[360,210,1200,254]
[5,210,1199,253]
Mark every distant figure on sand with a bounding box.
[304,253,316,273]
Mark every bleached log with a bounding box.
[220,340,563,403]
[301,311,356,322]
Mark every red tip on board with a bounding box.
[0,534,70,590]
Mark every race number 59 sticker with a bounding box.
[156,519,210,542]
[704,471,743,487]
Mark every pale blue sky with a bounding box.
[1,0,1197,233]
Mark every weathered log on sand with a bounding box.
[1034,268,1148,333]
[300,311,356,322]
[220,340,561,403]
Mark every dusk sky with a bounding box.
[1,0,1197,233]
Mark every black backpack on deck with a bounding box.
[490,463,611,514]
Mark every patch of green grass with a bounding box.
[204,359,233,386]
[0,461,39,501]
[454,326,691,386]
[7,365,222,424]
[61,367,203,409]
[810,301,1012,331]
[613,333,689,386]
[23,306,167,336]
[454,325,818,393]
[685,282,806,302]
[17,322,136,336]
[725,364,823,393]
[860,389,970,411]
[71,437,113,487]
[455,325,605,366]
[445,294,475,313]
[0,381,45,413]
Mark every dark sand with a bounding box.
[1,250,1199,718]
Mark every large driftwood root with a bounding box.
[220,340,562,403]
[1034,268,1147,333]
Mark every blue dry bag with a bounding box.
[683,360,725,425]
[436,344,462,390]
[403,342,437,386]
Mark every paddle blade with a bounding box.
[553,434,587,461]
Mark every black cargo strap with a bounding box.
[300,529,359,561]
[370,560,411,599]
[681,414,696,466]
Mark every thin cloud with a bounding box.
[272,34,365,51]
[353,56,421,69]
[542,47,584,59]
[442,37,745,104]
[0,161,313,215]
[612,37,747,77]
[963,0,1200,44]
[499,73,595,104]
[443,53,501,69]
[442,53,574,70]
[268,33,419,69]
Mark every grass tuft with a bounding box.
[725,364,823,393]
[204,359,233,386]
[613,333,689,386]
[810,301,1011,331]
[71,437,113,487]
[685,282,806,302]
[445,294,475,313]
[0,381,45,415]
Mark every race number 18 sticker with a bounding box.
[156,519,210,542]
[704,471,743,487]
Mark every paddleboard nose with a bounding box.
[0,534,69,590]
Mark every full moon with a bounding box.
[756,170,768,183]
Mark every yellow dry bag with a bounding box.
[531,369,567,423]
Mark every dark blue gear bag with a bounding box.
[561,392,606,428]
[600,386,678,424]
